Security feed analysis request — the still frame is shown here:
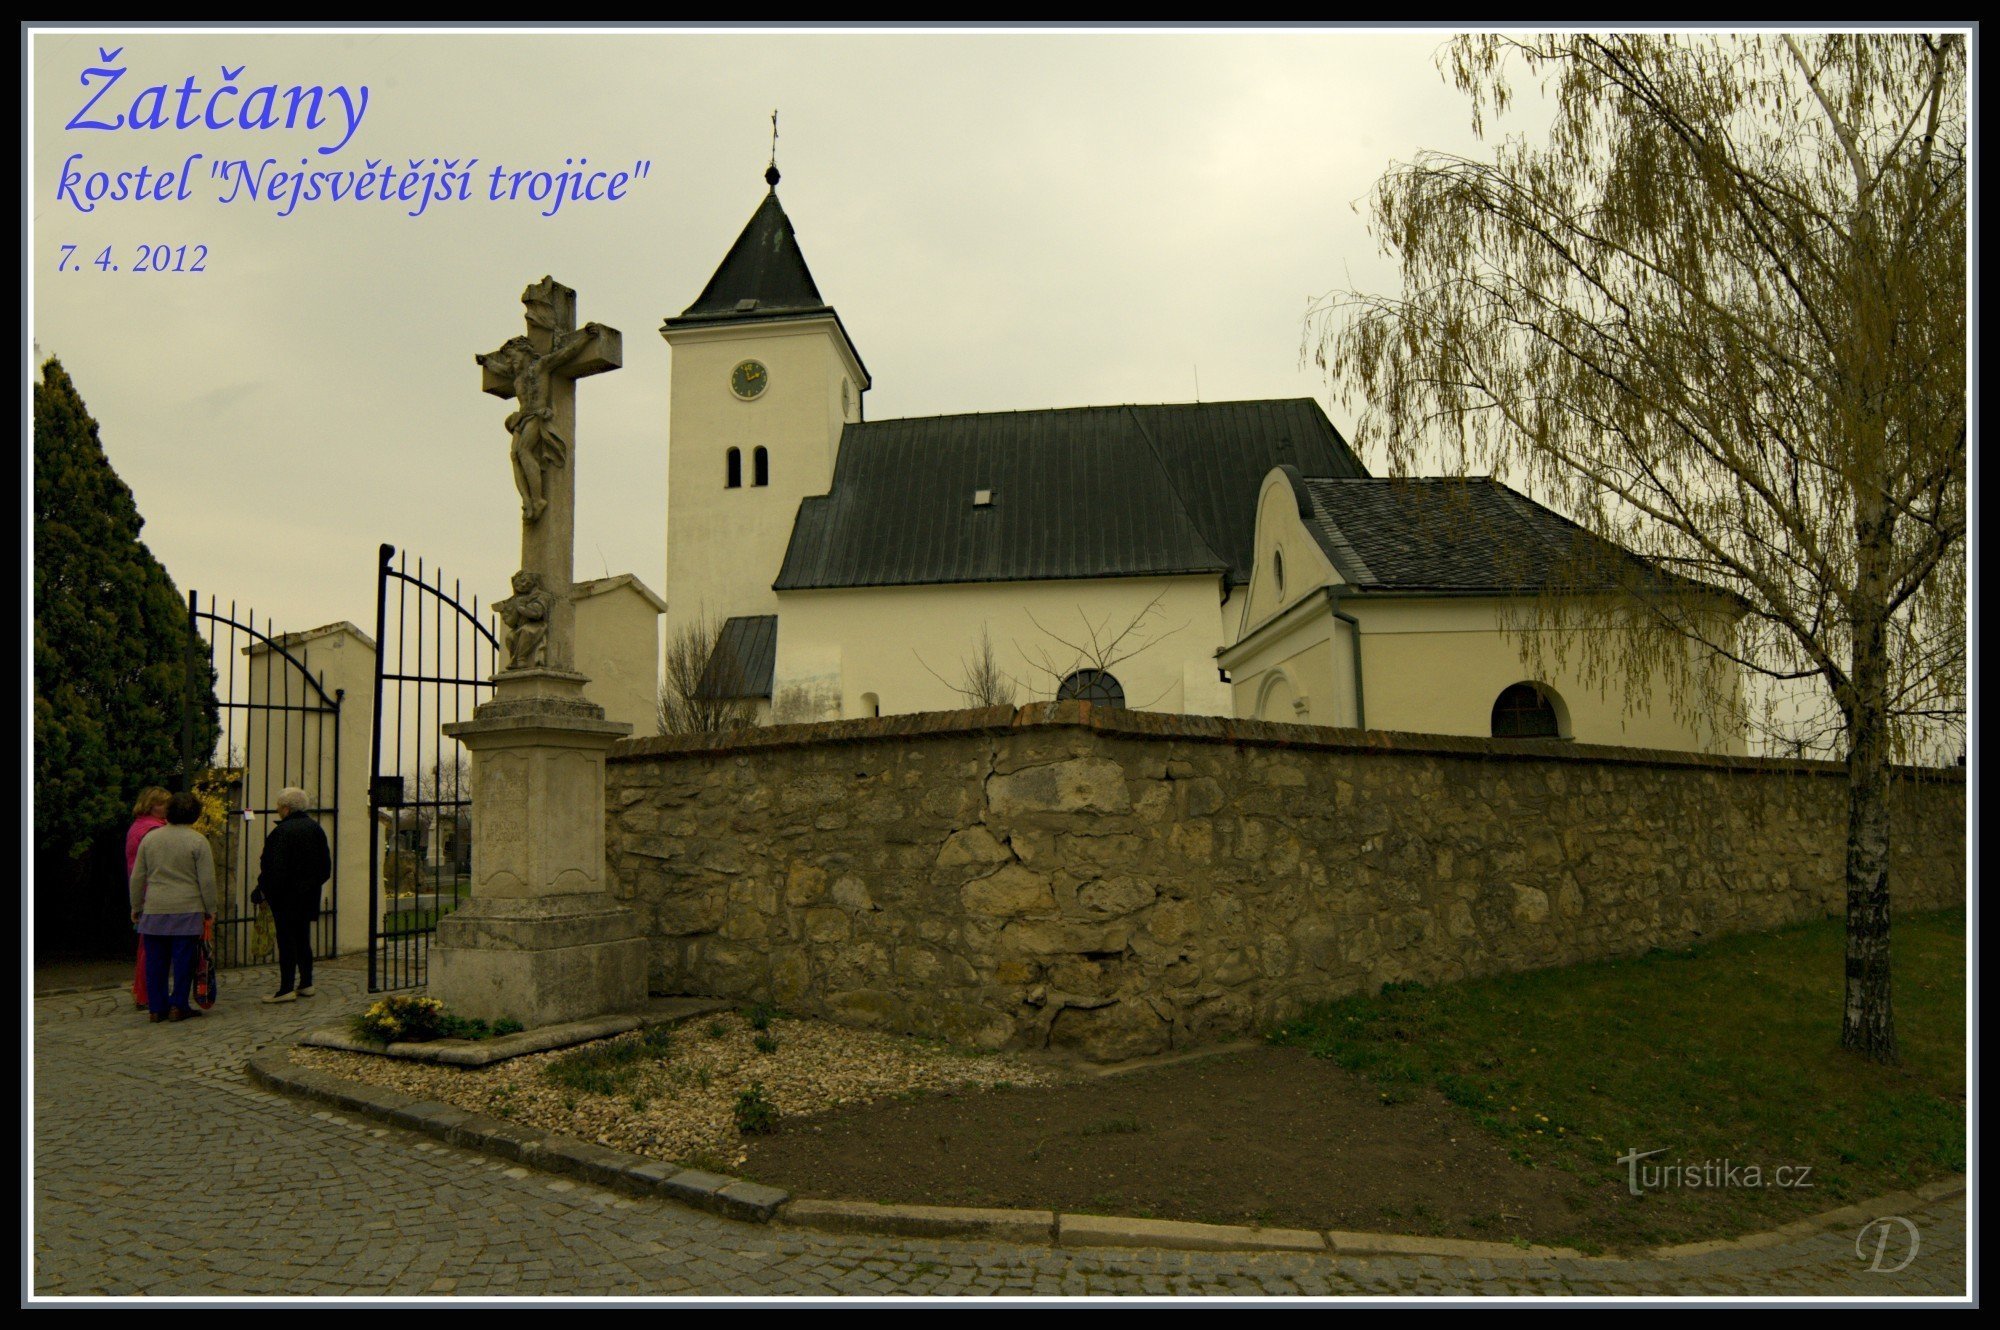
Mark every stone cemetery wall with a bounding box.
[605,704,1966,1061]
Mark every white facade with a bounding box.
[772,577,1236,723]
[661,315,866,649]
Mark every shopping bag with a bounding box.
[192,918,217,1010]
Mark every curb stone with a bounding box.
[247,1052,1967,1262]
[1061,1215,1326,1253]
[782,1200,1057,1244]
[1326,1231,1579,1259]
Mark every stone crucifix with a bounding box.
[475,277,621,675]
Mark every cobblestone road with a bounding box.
[31,965,1970,1299]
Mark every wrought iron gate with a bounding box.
[368,544,500,991]
[180,594,342,968]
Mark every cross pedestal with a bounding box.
[430,277,645,1028]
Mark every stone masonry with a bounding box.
[605,704,1965,1062]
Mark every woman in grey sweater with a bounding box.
[128,791,218,1022]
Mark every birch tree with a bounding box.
[1309,33,1966,1064]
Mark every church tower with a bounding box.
[660,164,870,659]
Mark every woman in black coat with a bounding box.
[251,786,332,1002]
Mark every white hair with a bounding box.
[276,786,311,814]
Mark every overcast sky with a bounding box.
[28,25,1526,643]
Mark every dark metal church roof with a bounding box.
[693,615,777,700]
[1295,476,1708,598]
[774,399,1367,591]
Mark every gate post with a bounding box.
[324,647,376,960]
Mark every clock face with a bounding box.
[731,360,769,400]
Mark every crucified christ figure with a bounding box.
[476,323,607,523]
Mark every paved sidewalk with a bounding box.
[32,967,1969,1298]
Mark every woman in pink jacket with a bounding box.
[124,787,171,1011]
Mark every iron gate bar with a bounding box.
[182,592,342,971]
[367,543,499,992]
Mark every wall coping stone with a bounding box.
[613,701,1965,783]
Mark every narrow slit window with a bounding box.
[726,447,742,489]
[753,446,769,488]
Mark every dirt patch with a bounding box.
[741,1044,1626,1247]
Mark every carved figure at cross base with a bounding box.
[476,322,609,524]
[494,569,553,669]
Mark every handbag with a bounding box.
[248,902,276,963]
[192,916,217,1009]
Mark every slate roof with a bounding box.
[1295,476,1709,598]
[694,615,777,700]
[774,400,1367,591]
[665,188,831,328]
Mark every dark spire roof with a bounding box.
[666,186,830,328]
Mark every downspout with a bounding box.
[1328,592,1365,731]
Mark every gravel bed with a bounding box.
[290,1011,1062,1170]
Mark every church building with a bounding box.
[661,169,1745,754]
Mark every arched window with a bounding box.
[725,447,742,489]
[1057,669,1125,709]
[753,446,769,487]
[1492,682,1561,739]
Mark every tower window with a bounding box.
[753,446,769,488]
[726,448,742,489]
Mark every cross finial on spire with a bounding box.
[765,109,781,189]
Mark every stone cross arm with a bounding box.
[479,322,623,398]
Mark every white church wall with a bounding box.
[773,638,844,724]
[1230,620,1347,727]
[1180,659,1234,719]
[774,575,1231,719]
[1349,596,1745,754]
